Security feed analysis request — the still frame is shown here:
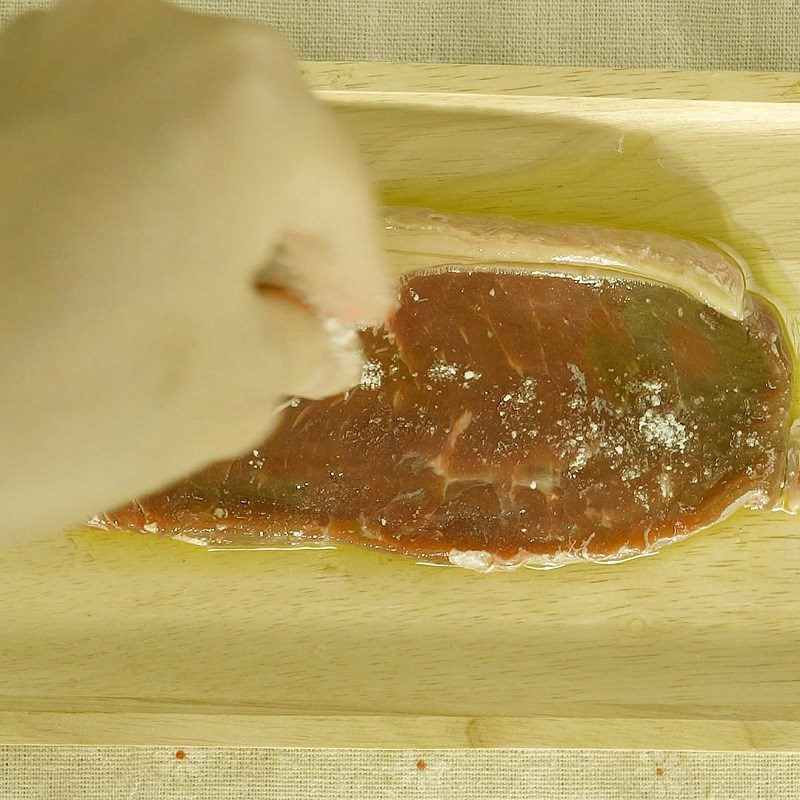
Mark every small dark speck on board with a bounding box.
[656,767,665,776]
[175,750,186,760]
[416,759,427,771]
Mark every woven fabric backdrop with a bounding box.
[2,0,800,70]
[1,0,799,798]
[2,746,800,799]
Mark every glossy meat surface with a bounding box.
[94,269,793,569]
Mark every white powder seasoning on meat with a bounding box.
[360,360,384,390]
[568,444,592,476]
[638,409,690,452]
[428,362,459,382]
[567,363,587,392]
[511,377,537,406]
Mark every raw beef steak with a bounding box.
[92,220,796,570]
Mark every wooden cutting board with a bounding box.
[2,64,800,750]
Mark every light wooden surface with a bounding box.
[2,64,800,749]
[5,711,800,751]
[302,63,800,102]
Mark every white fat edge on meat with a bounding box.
[776,418,800,514]
[443,488,771,573]
[383,206,749,320]
[707,236,799,363]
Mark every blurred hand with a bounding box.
[0,0,390,543]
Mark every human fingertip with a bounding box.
[329,284,395,327]
[297,349,363,400]
[295,317,364,399]
[317,247,395,326]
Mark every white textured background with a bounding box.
[2,0,800,70]
[2,746,800,799]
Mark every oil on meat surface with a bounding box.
[94,268,794,570]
